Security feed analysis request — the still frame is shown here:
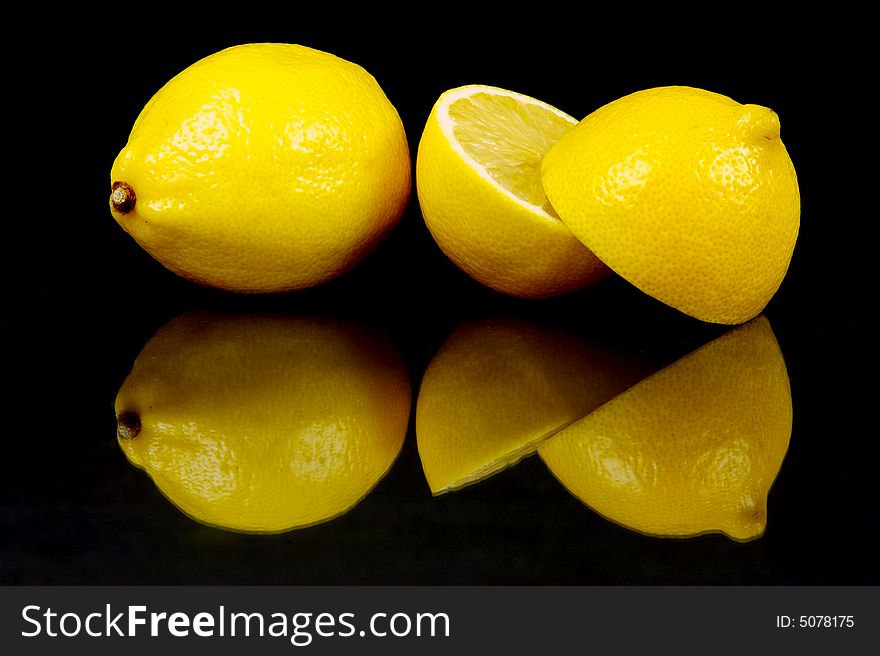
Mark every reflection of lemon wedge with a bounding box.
[539,316,792,542]
[416,320,650,494]
[115,313,410,534]
[416,85,609,298]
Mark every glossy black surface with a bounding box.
[3,16,874,584]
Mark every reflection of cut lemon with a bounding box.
[539,316,792,542]
[416,85,609,298]
[115,313,410,534]
[416,320,650,494]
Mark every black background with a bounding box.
[3,12,875,584]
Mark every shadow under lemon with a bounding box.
[114,312,411,534]
[416,319,652,494]
[538,315,793,542]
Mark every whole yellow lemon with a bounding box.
[110,43,411,293]
[541,86,800,324]
[115,312,411,533]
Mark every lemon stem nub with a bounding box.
[116,411,141,440]
[110,182,136,214]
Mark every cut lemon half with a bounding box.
[540,86,799,324]
[416,85,609,298]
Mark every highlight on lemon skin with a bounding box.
[416,84,610,299]
[540,85,800,324]
[115,312,411,534]
[109,43,411,294]
[538,315,792,542]
[416,319,652,495]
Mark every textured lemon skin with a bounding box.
[110,44,411,293]
[416,86,609,298]
[539,316,792,542]
[115,313,411,533]
[541,86,800,324]
[416,320,650,494]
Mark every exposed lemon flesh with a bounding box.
[448,92,573,208]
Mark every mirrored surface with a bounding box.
[4,22,876,586]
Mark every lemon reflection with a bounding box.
[416,319,652,494]
[539,315,792,542]
[115,312,410,534]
